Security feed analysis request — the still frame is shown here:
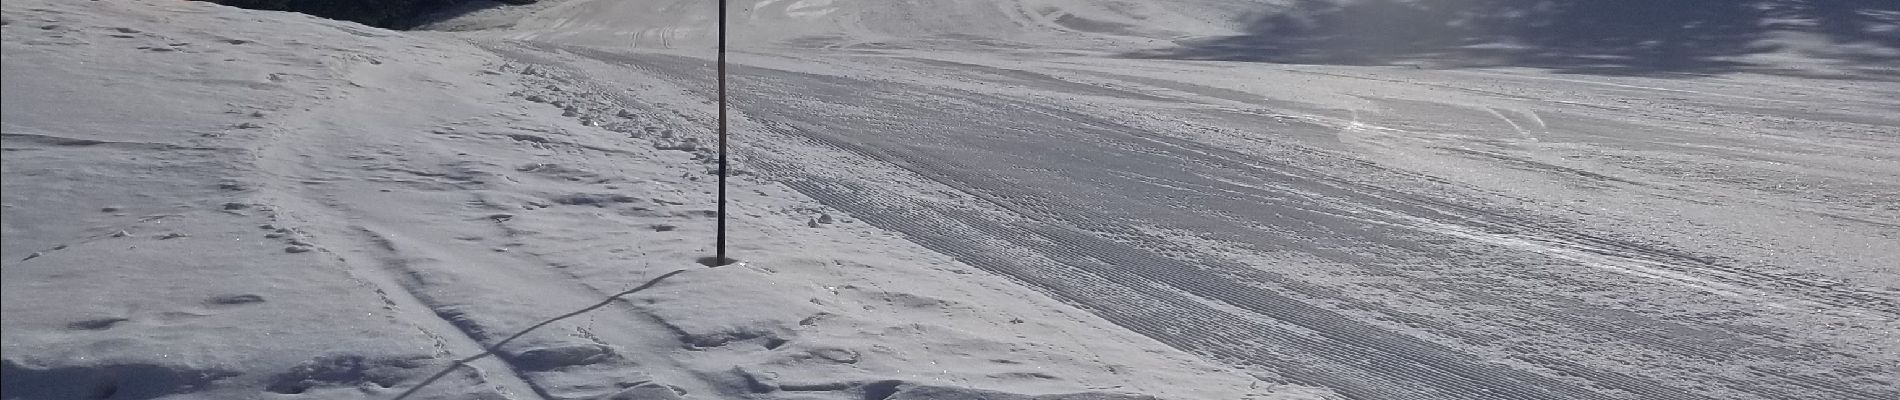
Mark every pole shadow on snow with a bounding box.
[1127,0,1900,78]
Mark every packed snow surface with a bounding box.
[5,1,1899,400]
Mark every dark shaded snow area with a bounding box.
[5,1,1899,400]
[1131,0,1900,77]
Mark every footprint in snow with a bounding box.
[599,382,686,400]
[808,348,860,364]
[68,317,129,331]
[207,294,265,306]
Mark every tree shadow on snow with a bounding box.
[1128,0,1900,78]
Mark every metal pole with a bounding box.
[715,0,729,264]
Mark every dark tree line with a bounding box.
[203,0,535,29]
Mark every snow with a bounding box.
[3,1,1320,399]
[7,0,1900,400]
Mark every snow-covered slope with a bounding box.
[3,3,525,399]
[425,1,1900,399]
[2,1,1330,399]
[8,0,1900,400]
[438,0,1273,49]
[438,0,1899,76]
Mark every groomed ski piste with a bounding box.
[4,1,1898,399]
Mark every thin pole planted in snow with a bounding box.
[715,0,729,265]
